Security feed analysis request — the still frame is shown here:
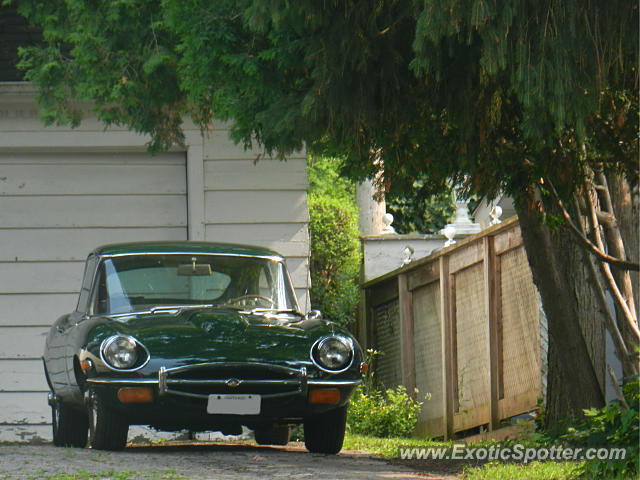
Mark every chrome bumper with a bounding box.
[87,361,361,401]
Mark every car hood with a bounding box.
[85,308,342,367]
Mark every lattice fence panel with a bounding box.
[373,299,401,389]
[412,281,442,432]
[500,246,540,405]
[455,264,489,413]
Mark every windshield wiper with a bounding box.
[246,308,304,317]
[150,304,213,313]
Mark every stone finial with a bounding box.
[381,212,396,234]
[402,245,415,265]
[442,225,457,247]
[489,205,503,225]
[450,200,481,234]
[442,191,481,237]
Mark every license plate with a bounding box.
[206,394,261,415]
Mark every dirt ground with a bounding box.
[0,441,458,480]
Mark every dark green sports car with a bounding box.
[43,242,363,454]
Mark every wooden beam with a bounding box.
[186,142,205,240]
[484,235,503,430]
[440,256,455,439]
[494,224,523,255]
[369,279,400,307]
[358,287,370,349]
[449,241,484,274]
[398,273,416,394]
[407,261,439,291]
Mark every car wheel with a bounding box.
[88,391,128,451]
[303,405,347,454]
[51,401,88,448]
[254,425,290,446]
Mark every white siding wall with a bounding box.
[0,85,310,441]
[0,150,188,441]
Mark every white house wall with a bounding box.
[0,148,189,441]
[0,84,310,441]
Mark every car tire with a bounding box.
[88,391,128,451]
[51,401,88,448]
[303,405,347,454]
[254,425,291,446]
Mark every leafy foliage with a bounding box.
[533,380,639,479]
[347,384,423,438]
[560,381,639,479]
[307,157,360,327]
[10,0,637,199]
[385,178,455,234]
[346,349,424,438]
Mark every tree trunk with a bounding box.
[517,197,606,426]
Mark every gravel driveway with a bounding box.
[0,442,455,480]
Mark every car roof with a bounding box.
[91,241,283,259]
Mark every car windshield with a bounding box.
[91,254,299,315]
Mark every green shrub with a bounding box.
[537,379,639,479]
[307,156,360,326]
[560,380,639,479]
[347,385,423,438]
[386,176,456,234]
[346,349,425,438]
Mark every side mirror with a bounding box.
[306,309,323,321]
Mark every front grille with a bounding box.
[159,362,307,400]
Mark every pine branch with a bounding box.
[583,183,640,341]
[572,197,638,377]
[545,179,639,271]
[595,172,637,321]
[595,210,617,227]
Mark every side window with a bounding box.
[88,262,107,315]
[258,266,272,298]
[76,255,98,313]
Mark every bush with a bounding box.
[561,380,639,479]
[537,379,639,479]
[347,384,423,438]
[386,177,456,234]
[307,156,360,326]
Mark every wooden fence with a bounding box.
[358,216,542,438]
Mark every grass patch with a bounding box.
[343,432,450,458]
[463,460,584,480]
[343,433,587,479]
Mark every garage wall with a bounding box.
[0,85,310,441]
[0,150,188,441]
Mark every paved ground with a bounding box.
[0,442,457,480]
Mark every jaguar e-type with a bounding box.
[43,242,363,454]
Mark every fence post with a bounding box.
[398,273,416,394]
[358,287,369,349]
[440,256,455,439]
[484,235,503,431]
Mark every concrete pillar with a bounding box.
[356,178,386,236]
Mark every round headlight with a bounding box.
[101,335,141,370]
[313,336,354,372]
